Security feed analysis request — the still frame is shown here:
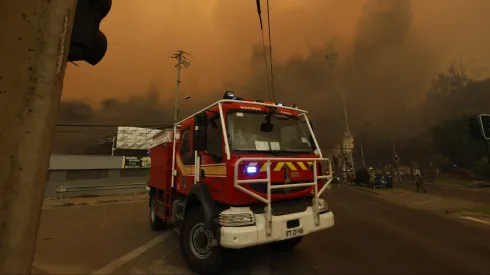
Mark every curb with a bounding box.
[42,196,147,209]
[348,185,408,196]
[348,185,380,196]
[460,211,490,219]
[400,181,490,192]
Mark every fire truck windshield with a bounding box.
[227,111,314,154]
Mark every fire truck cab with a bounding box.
[147,91,334,274]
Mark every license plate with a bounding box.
[285,227,304,239]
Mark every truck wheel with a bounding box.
[180,206,223,275]
[149,194,166,231]
[270,236,303,252]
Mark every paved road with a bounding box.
[397,181,490,204]
[34,200,159,274]
[34,186,490,274]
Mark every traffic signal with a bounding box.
[393,153,399,162]
[68,0,112,65]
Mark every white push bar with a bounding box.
[233,157,333,237]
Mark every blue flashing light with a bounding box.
[246,166,257,174]
[276,103,283,106]
[232,96,237,100]
[223,90,236,99]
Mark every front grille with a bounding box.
[248,181,311,195]
[250,197,313,216]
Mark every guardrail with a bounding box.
[55,182,147,199]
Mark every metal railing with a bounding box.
[55,182,147,199]
[234,157,333,237]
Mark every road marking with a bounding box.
[461,216,490,226]
[99,207,108,230]
[412,199,440,205]
[91,232,173,274]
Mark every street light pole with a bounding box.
[360,140,366,169]
[390,137,401,182]
[341,89,355,172]
[325,52,355,180]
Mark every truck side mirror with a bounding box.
[193,112,208,152]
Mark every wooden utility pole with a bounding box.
[170,50,190,123]
[0,0,77,274]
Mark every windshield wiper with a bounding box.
[233,149,280,155]
[269,150,312,156]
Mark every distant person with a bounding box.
[415,174,426,193]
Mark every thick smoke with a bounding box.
[57,0,490,155]
[242,0,440,150]
[53,86,171,154]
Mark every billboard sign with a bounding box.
[150,128,175,148]
[123,156,151,168]
[116,127,162,150]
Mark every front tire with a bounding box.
[180,206,224,275]
[149,193,166,231]
[270,236,303,252]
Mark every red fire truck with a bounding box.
[147,91,334,274]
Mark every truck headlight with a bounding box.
[218,207,256,227]
[313,198,329,213]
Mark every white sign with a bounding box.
[255,141,270,151]
[270,142,280,150]
[150,128,175,148]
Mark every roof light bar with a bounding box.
[222,91,295,108]
[223,90,236,99]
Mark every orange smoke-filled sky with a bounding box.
[62,0,490,106]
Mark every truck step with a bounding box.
[173,227,181,234]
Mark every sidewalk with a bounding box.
[349,185,490,225]
[42,193,148,209]
[401,179,490,191]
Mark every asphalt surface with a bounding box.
[397,181,490,204]
[34,186,490,274]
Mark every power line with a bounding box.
[54,123,171,128]
[266,0,275,101]
[256,0,272,101]
[186,54,241,89]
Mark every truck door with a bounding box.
[178,127,194,192]
[201,113,226,198]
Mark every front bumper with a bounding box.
[220,207,334,249]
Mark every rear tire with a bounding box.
[149,193,166,231]
[270,236,303,252]
[180,206,223,275]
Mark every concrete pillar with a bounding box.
[0,0,77,273]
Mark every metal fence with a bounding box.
[55,182,147,199]
[47,168,150,181]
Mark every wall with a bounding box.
[46,155,150,198]
[49,155,124,170]
[45,168,150,198]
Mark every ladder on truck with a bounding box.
[157,144,174,220]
